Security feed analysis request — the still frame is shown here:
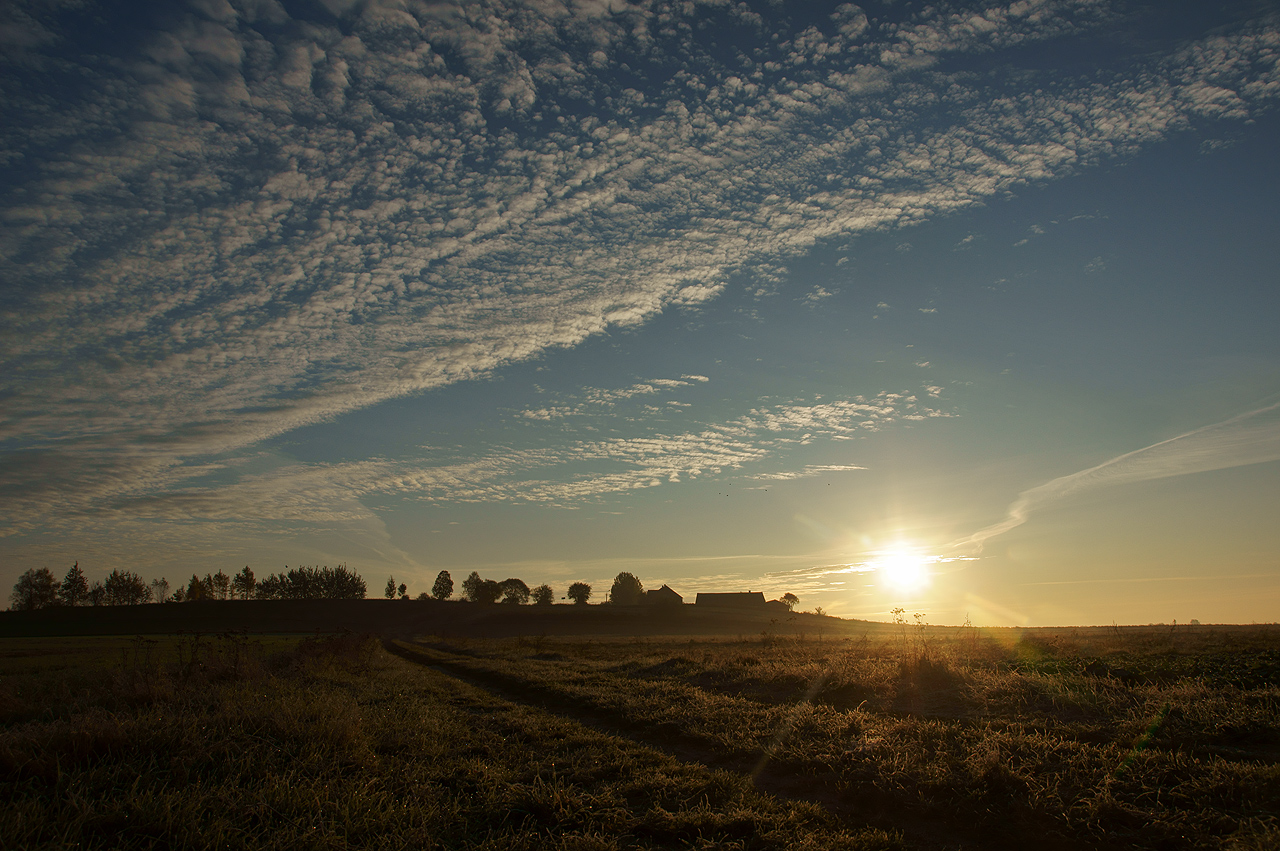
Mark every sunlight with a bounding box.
[874,546,932,594]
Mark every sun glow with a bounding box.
[874,546,933,593]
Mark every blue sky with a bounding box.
[3,0,1279,624]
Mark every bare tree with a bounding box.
[151,577,170,604]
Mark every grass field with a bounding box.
[1,624,1277,849]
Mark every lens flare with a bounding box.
[875,547,932,593]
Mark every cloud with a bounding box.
[66,391,943,540]
[1,0,1278,531]
[949,401,1280,553]
[517,376,701,419]
[748,464,867,482]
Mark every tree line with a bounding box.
[383,570,594,606]
[11,565,799,614]
[10,564,600,611]
[8,563,367,610]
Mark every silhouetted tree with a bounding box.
[10,568,60,611]
[253,565,367,600]
[231,566,255,599]
[531,584,554,606]
[255,573,284,599]
[398,583,408,599]
[780,593,799,611]
[151,577,170,604]
[104,569,150,606]
[385,576,397,600]
[478,579,503,604]
[416,592,429,600]
[567,582,592,605]
[608,572,644,606]
[187,574,206,601]
[60,562,89,606]
[432,570,454,600]
[88,581,105,607]
[170,586,187,603]
[461,571,502,603]
[500,578,530,605]
[461,571,482,601]
[210,570,231,600]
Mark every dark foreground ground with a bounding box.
[2,610,1277,849]
[3,597,1274,644]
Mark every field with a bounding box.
[1,622,1278,849]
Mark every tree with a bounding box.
[170,586,187,603]
[461,571,483,602]
[210,570,231,600]
[187,575,206,601]
[478,579,503,604]
[608,572,644,606]
[231,566,255,599]
[385,575,397,600]
[60,563,89,606]
[252,565,367,600]
[461,572,502,604]
[87,581,105,606]
[151,577,170,604]
[432,570,454,600]
[780,592,799,611]
[531,584,554,606]
[10,568,60,611]
[398,583,408,599]
[104,569,150,606]
[567,582,592,605]
[416,592,429,601]
[255,573,283,599]
[500,578,530,605]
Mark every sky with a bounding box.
[2,0,1279,625]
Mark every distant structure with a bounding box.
[695,591,766,608]
[645,584,683,606]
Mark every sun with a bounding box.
[875,546,932,593]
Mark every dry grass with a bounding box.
[0,632,898,850]
[394,626,1280,850]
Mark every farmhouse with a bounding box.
[645,584,683,606]
[694,591,766,608]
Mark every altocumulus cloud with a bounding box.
[108,391,945,526]
[1,0,1278,530]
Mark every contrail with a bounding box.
[948,402,1280,553]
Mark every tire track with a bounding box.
[382,638,1079,851]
